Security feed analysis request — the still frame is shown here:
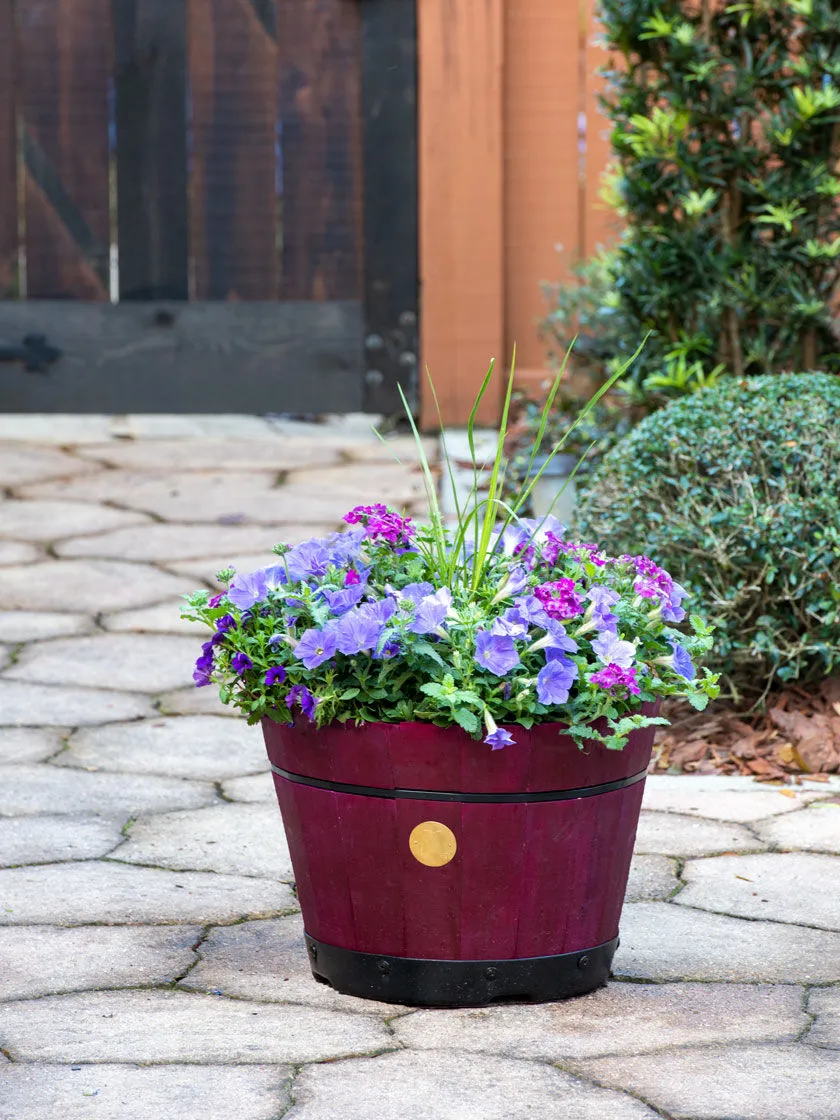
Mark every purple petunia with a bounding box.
[231,652,253,675]
[661,583,689,624]
[484,726,515,750]
[208,593,224,608]
[536,655,578,705]
[294,628,338,669]
[320,581,366,616]
[264,665,287,687]
[589,663,641,696]
[286,683,318,721]
[409,587,452,635]
[591,631,636,669]
[586,586,620,633]
[490,608,530,639]
[285,540,333,582]
[474,631,521,676]
[669,641,696,681]
[334,603,387,655]
[514,594,551,627]
[193,640,215,687]
[228,565,286,610]
[214,614,236,635]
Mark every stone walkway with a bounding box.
[1,416,839,1120]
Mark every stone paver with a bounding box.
[156,686,238,718]
[0,681,154,726]
[0,611,93,641]
[61,715,268,780]
[0,541,41,565]
[567,1045,840,1120]
[20,471,354,524]
[0,925,201,999]
[634,810,765,857]
[2,420,838,1120]
[0,862,296,924]
[103,600,208,635]
[221,770,277,803]
[116,803,292,880]
[755,801,840,853]
[807,987,840,1049]
[0,764,216,816]
[0,443,99,486]
[625,853,678,901]
[0,1064,291,1120]
[0,990,391,1063]
[395,983,803,1059]
[56,521,304,561]
[0,499,150,541]
[288,1050,660,1120]
[182,916,405,1015]
[0,727,65,764]
[75,437,341,472]
[0,814,124,865]
[615,901,840,983]
[676,851,840,930]
[642,774,833,821]
[5,633,199,693]
[0,559,195,613]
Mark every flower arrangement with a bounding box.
[183,355,719,751]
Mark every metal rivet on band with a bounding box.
[409,821,457,867]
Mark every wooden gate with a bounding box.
[0,0,417,415]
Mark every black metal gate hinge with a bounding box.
[0,334,62,373]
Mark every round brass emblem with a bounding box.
[409,821,457,867]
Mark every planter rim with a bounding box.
[262,710,658,796]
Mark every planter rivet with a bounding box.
[377,960,391,974]
[578,955,591,969]
[484,967,498,980]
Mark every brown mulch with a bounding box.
[651,676,840,784]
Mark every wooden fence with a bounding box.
[420,0,617,426]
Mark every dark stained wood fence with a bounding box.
[0,0,417,415]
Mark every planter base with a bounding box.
[304,934,619,1007]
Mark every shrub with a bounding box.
[575,373,840,696]
[594,0,840,389]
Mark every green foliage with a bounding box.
[593,0,840,386]
[575,373,840,697]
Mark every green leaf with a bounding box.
[453,708,480,734]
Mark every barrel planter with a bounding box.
[262,712,657,1007]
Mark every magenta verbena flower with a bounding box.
[344,568,362,587]
[534,579,584,621]
[344,505,415,548]
[589,663,641,696]
[536,655,578,705]
[474,631,520,676]
[294,628,338,669]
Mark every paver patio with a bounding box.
[1,415,839,1120]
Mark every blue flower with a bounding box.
[536,655,578,705]
[392,581,435,605]
[231,652,253,675]
[669,640,696,680]
[661,583,689,623]
[286,684,317,720]
[475,632,520,676]
[484,727,515,750]
[294,628,338,669]
[320,581,366,616]
[285,540,333,581]
[264,665,287,686]
[592,631,636,668]
[335,604,386,655]
[409,587,452,634]
[228,565,286,609]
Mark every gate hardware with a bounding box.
[0,334,62,373]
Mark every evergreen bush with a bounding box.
[575,373,840,696]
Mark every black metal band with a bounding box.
[305,934,619,1006]
[269,763,648,803]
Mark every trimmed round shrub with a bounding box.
[575,373,840,696]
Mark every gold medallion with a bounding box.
[408,821,457,867]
